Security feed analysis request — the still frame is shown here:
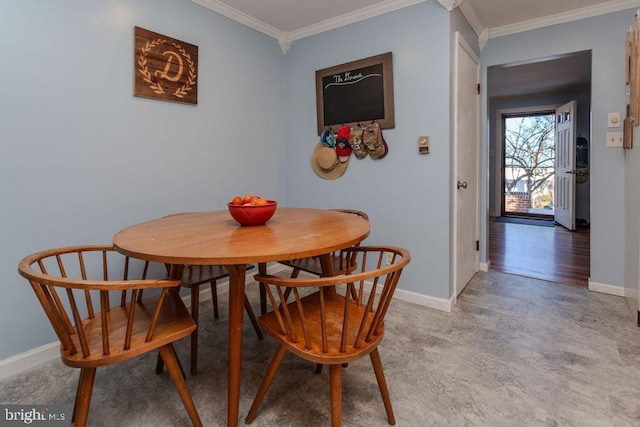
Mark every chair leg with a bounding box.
[156,353,165,374]
[244,294,263,339]
[258,263,267,314]
[159,344,203,427]
[329,364,342,427]
[283,287,293,302]
[348,283,358,301]
[210,280,219,319]
[370,348,396,425]
[290,267,301,278]
[245,344,287,424]
[190,284,200,376]
[155,351,187,379]
[73,367,96,427]
[72,369,83,422]
[155,289,193,378]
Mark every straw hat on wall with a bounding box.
[311,142,348,180]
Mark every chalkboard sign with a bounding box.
[316,52,394,135]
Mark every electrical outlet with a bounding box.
[385,253,393,265]
[606,132,623,147]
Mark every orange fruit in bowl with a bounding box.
[242,194,254,204]
[227,198,277,226]
[230,196,243,205]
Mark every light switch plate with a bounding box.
[608,112,621,128]
[418,136,430,154]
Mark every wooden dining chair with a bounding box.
[177,264,263,375]
[277,209,369,279]
[264,209,369,315]
[17,245,202,427]
[159,213,263,375]
[245,246,410,427]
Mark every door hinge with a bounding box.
[476,240,479,251]
[477,83,481,94]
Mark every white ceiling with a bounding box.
[203,0,393,33]
[193,0,640,50]
[466,0,628,30]
[487,51,592,99]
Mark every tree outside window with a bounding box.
[504,113,555,214]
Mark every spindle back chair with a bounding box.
[245,246,410,427]
[18,245,202,427]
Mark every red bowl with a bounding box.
[227,200,277,226]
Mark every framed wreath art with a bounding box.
[134,26,198,105]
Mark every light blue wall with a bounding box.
[481,10,632,286]
[283,1,453,298]
[0,0,285,359]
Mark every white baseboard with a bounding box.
[588,279,625,297]
[356,278,453,313]
[393,288,453,313]
[0,342,60,381]
[479,261,490,272]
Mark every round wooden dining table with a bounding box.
[113,207,370,426]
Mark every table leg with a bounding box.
[318,254,338,295]
[258,263,267,314]
[225,264,246,427]
[156,264,187,376]
[169,263,185,280]
[318,253,335,277]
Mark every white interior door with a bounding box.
[454,32,480,297]
[554,101,577,230]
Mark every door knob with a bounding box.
[457,180,468,190]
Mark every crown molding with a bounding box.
[288,0,426,41]
[478,28,489,51]
[191,0,285,40]
[490,0,640,39]
[458,0,485,39]
[192,0,426,53]
[278,38,292,55]
[436,0,463,12]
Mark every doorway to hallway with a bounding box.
[487,50,591,286]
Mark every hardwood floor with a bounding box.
[489,218,590,286]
